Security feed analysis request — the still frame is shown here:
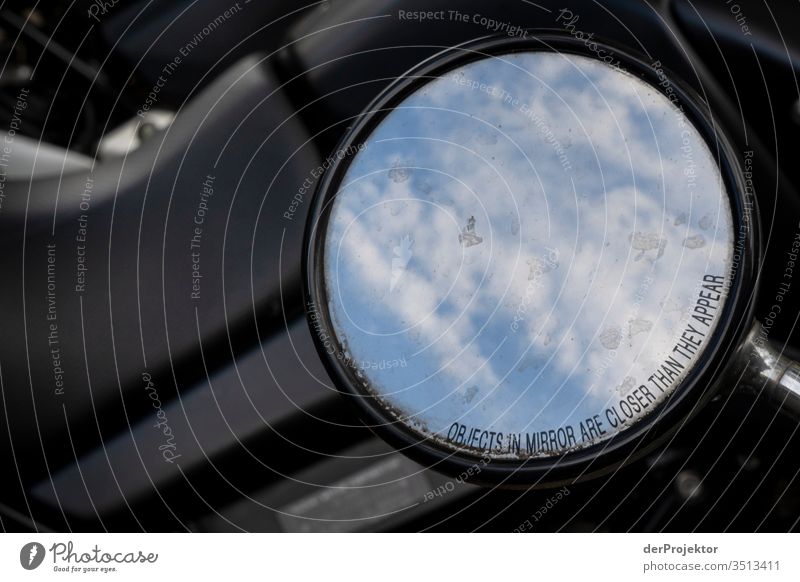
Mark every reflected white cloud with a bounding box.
[323,51,733,458]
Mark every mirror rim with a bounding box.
[303,32,759,486]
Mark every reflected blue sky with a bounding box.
[323,51,733,458]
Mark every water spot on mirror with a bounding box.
[630,231,667,261]
[600,326,623,350]
[388,159,413,183]
[463,385,479,404]
[629,318,653,339]
[458,216,484,247]
[616,376,637,396]
[683,234,706,249]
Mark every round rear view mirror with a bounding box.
[303,34,800,486]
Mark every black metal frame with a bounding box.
[303,32,760,487]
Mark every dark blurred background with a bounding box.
[0,0,798,532]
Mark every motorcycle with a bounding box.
[0,0,799,533]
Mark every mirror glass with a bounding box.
[320,51,734,460]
